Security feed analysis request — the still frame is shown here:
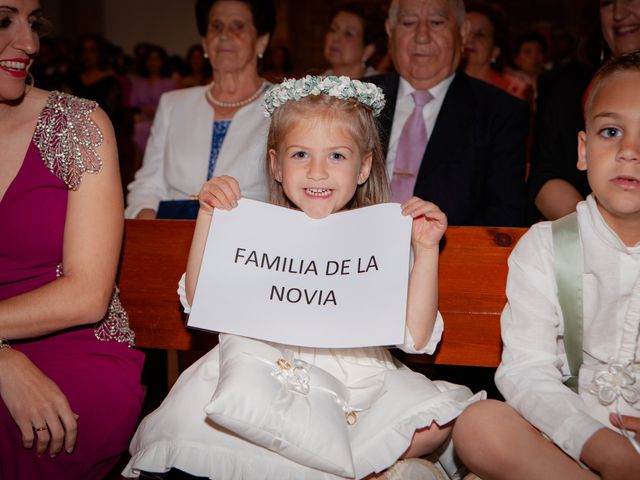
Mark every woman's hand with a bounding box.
[198,175,242,214]
[401,197,447,253]
[0,349,78,456]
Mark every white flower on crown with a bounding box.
[264,75,386,117]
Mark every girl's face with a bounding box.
[269,115,372,219]
[203,0,268,75]
[578,71,640,233]
[600,0,640,57]
[324,11,370,69]
[463,12,498,68]
[0,0,39,102]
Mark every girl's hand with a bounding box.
[401,197,447,252]
[0,349,78,457]
[198,175,242,214]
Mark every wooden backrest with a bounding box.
[432,227,525,366]
[117,219,527,367]
[117,220,217,351]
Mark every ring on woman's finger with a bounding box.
[33,425,48,432]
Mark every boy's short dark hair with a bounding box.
[584,49,640,121]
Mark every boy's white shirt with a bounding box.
[177,273,443,354]
[496,195,640,462]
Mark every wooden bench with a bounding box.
[117,219,527,369]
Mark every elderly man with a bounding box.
[370,0,529,226]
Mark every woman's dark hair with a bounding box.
[195,0,276,38]
[139,45,172,78]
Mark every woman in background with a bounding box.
[126,0,276,219]
[463,1,533,103]
[69,33,125,125]
[177,44,212,88]
[529,0,640,221]
[509,31,547,103]
[322,2,382,79]
[130,45,176,155]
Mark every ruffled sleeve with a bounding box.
[396,311,444,354]
[177,273,191,313]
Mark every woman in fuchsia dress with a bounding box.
[0,1,144,478]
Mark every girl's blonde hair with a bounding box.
[266,94,389,210]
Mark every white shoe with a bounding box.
[385,458,448,480]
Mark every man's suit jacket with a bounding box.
[370,71,529,226]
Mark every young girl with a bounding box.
[452,51,640,479]
[124,76,482,480]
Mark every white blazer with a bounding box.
[125,84,271,218]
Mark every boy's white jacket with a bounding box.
[497,195,640,462]
[125,84,271,218]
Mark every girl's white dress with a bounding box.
[123,278,483,479]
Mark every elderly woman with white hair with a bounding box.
[125,0,276,219]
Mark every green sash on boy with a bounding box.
[552,212,583,393]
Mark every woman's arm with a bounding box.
[401,198,447,350]
[535,179,584,221]
[0,107,122,339]
[0,106,122,457]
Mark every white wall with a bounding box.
[102,0,202,56]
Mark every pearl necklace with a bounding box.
[205,81,266,109]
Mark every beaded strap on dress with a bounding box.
[37,91,136,346]
[33,91,103,190]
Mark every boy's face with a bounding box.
[269,115,372,219]
[578,70,640,227]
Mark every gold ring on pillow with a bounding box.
[276,358,292,370]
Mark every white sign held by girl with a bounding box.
[188,198,412,348]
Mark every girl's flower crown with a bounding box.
[264,75,386,117]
